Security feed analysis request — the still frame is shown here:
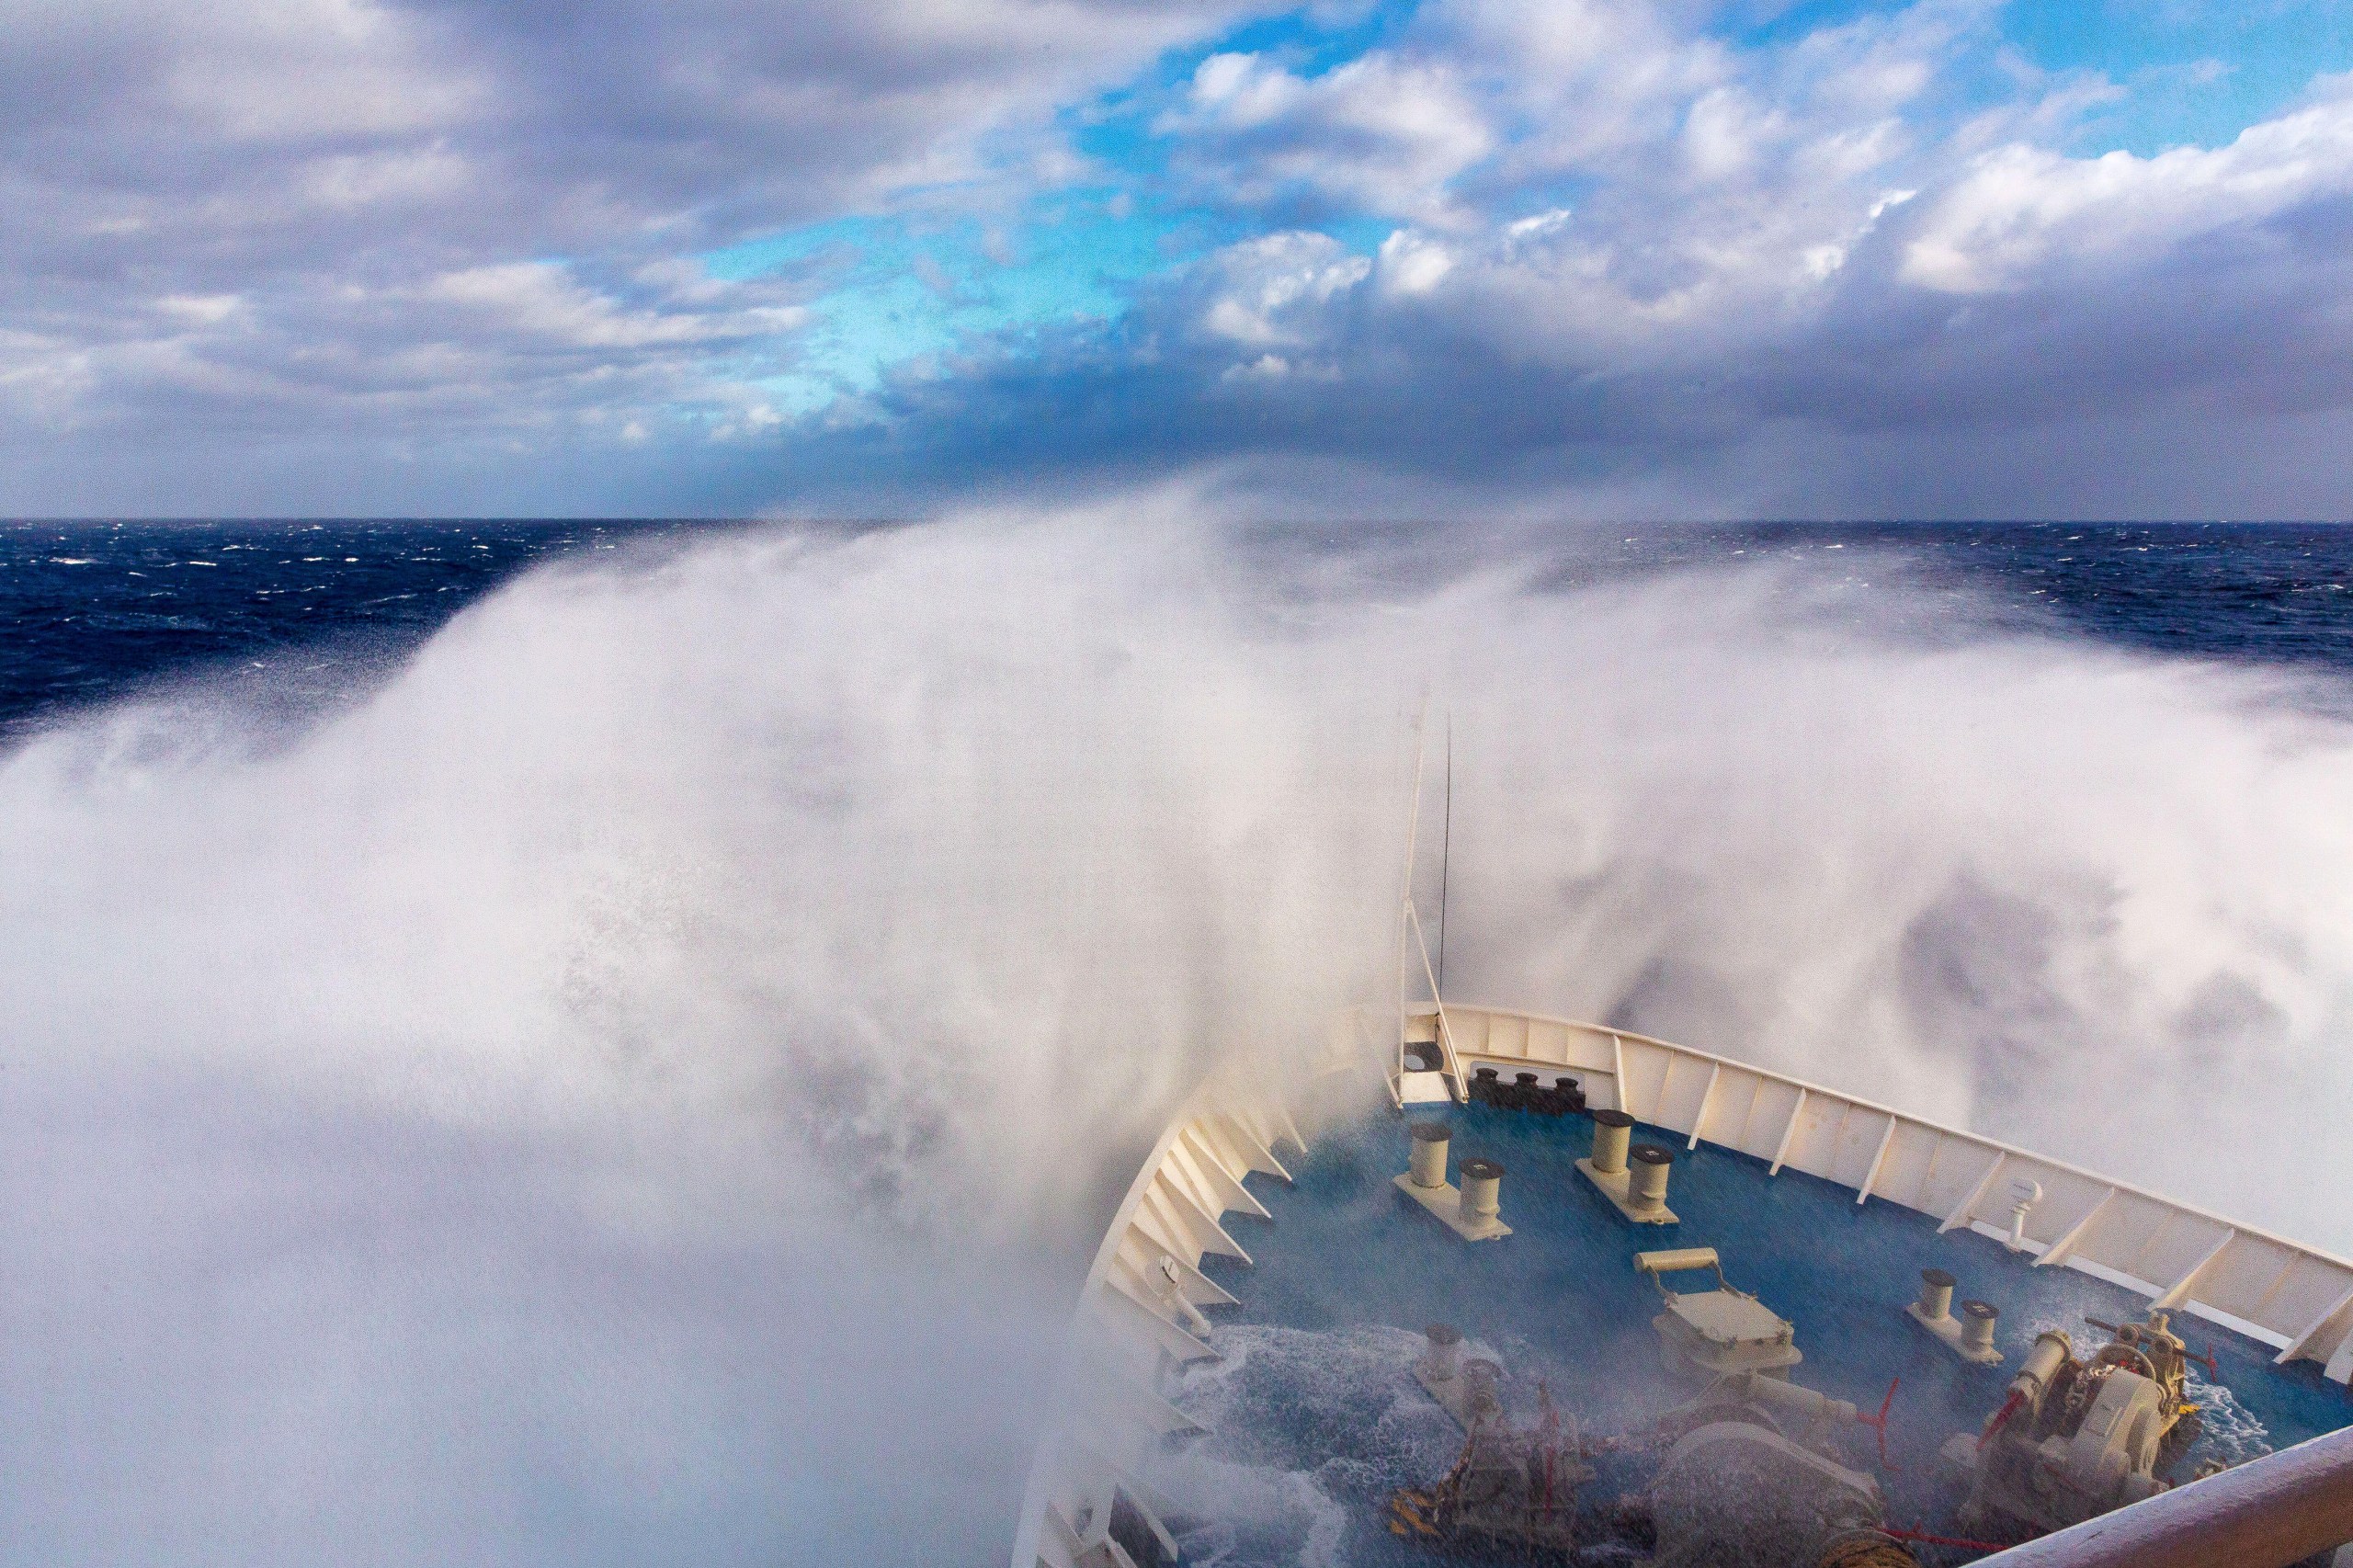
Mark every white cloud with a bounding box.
[6,0,2353,515]
[1505,208,1572,243]
[1375,229,1454,295]
[0,0,1281,472]
[1682,86,1777,181]
[154,293,243,325]
[1163,47,1496,223]
[1904,94,2353,292]
[1188,51,1304,126]
[419,262,802,351]
[1196,232,1371,348]
[1125,0,1977,388]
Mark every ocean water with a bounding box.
[5,520,2349,733]
[0,518,701,735]
[6,514,2353,1567]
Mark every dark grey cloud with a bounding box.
[1,0,1256,269]
[3,0,2353,515]
[732,51,2353,520]
[0,0,1272,512]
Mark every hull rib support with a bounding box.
[1768,1087,1807,1176]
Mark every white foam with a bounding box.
[1162,1324,1464,1568]
[2184,1365,2274,1470]
[5,511,2353,1561]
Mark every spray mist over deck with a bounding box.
[4,512,2353,1564]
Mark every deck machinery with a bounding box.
[1013,999,2353,1568]
[1945,1312,2211,1537]
[1387,1352,1910,1568]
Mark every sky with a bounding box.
[4,0,2353,518]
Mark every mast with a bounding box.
[1438,710,1451,995]
[1394,697,1432,1090]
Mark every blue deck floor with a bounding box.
[1176,1098,2353,1566]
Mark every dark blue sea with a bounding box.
[3,519,2351,736]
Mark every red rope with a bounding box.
[1978,1388,2025,1451]
[1858,1376,1901,1471]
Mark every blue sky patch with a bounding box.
[703,0,2353,417]
[2002,0,2353,155]
[707,196,1242,411]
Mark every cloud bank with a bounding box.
[2,0,2352,514]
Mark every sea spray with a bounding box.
[5,510,2353,1561]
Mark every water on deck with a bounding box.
[1169,1099,2353,1566]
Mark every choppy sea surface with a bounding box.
[0,519,690,736]
[3,519,2351,734]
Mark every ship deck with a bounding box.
[1170,1096,2353,1566]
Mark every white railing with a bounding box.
[1011,1069,1311,1568]
[1013,1002,2353,1566]
[1429,1003,2353,1377]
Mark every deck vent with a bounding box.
[2006,1179,2043,1251]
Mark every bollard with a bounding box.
[1462,1358,1504,1423]
[1629,1143,1674,1216]
[1961,1299,2000,1357]
[1395,1132,1511,1240]
[1408,1121,1450,1188]
[1591,1109,1634,1175]
[1460,1157,1505,1229]
[1917,1267,1956,1323]
[1421,1323,1462,1383]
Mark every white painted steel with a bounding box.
[1015,1003,2353,1567]
[1686,1062,1721,1151]
[1430,1002,2353,1373]
[1012,1069,1310,1568]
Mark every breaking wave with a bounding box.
[6,508,2353,1562]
